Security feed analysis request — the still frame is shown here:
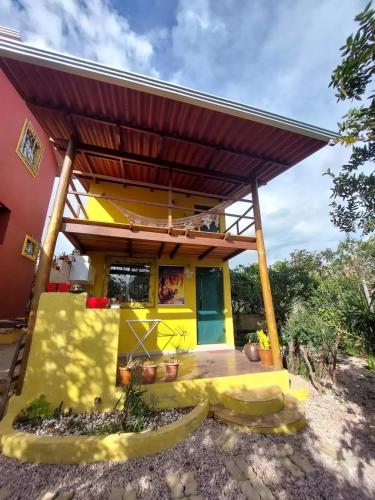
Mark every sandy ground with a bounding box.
[0,354,374,499]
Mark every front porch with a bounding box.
[119,349,275,384]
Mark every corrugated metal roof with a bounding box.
[0,35,336,197]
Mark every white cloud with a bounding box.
[0,0,159,76]
[0,0,367,261]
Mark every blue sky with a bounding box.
[0,0,367,265]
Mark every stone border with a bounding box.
[0,400,209,464]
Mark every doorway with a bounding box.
[196,267,225,344]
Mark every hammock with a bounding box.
[109,184,250,230]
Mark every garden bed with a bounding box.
[13,407,193,436]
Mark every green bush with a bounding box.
[15,395,54,424]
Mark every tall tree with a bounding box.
[327,2,375,234]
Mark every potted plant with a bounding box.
[243,332,260,362]
[141,360,158,384]
[163,354,180,382]
[118,356,141,385]
[257,329,273,366]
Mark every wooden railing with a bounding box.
[64,176,255,237]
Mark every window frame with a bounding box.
[16,119,44,177]
[103,256,155,308]
[21,234,39,262]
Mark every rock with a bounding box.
[0,487,9,500]
[39,493,58,500]
[165,471,184,499]
[290,453,316,475]
[238,480,261,500]
[108,488,123,500]
[56,492,74,500]
[225,460,244,481]
[180,471,198,496]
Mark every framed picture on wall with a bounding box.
[158,265,185,305]
[21,234,39,261]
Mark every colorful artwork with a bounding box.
[158,266,185,305]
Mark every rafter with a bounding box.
[29,101,289,171]
[73,170,253,203]
[54,139,249,185]
[170,244,180,259]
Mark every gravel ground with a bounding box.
[0,354,374,500]
[14,407,193,436]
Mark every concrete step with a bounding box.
[213,394,305,434]
[221,385,284,416]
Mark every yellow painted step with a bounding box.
[214,394,305,434]
[221,385,284,416]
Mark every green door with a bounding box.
[196,267,225,344]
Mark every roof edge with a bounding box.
[0,36,337,143]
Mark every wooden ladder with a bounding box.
[0,334,26,420]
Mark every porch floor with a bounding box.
[118,349,275,384]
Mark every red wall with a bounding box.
[0,69,57,319]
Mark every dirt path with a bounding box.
[0,355,374,499]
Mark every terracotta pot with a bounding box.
[118,366,132,385]
[141,364,158,384]
[163,362,180,382]
[244,343,260,362]
[259,348,273,366]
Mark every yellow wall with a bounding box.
[86,181,225,228]
[84,182,234,353]
[20,293,120,411]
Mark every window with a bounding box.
[21,234,39,261]
[16,119,43,177]
[0,202,11,244]
[105,258,155,308]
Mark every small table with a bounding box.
[125,319,182,359]
[126,319,161,359]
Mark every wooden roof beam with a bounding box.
[223,249,244,261]
[198,246,215,260]
[158,242,165,258]
[53,139,248,185]
[29,101,289,170]
[170,243,180,259]
[73,170,253,203]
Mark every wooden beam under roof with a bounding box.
[53,139,250,185]
[29,101,289,171]
[198,246,215,260]
[158,242,165,258]
[73,170,253,203]
[170,244,180,259]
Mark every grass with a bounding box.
[366,354,375,372]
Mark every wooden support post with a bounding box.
[168,170,173,229]
[252,179,282,370]
[17,137,76,393]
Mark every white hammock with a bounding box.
[108,184,250,230]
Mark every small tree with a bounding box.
[327,2,375,235]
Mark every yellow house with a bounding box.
[0,33,335,413]
[83,181,242,355]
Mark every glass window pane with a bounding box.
[107,263,150,303]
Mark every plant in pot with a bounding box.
[118,356,141,385]
[257,329,273,366]
[163,350,180,382]
[141,359,158,384]
[243,332,260,362]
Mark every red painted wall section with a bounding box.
[0,69,57,319]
